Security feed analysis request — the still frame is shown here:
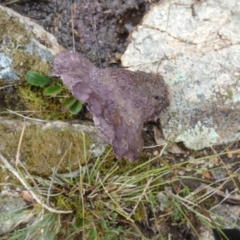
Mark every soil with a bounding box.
[9,0,158,67]
[2,0,240,239]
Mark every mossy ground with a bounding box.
[0,123,92,185]
[0,121,234,238]
[17,83,75,120]
[0,8,74,120]
[0,8,50,77]
[0,8,50,70]
[0,8,30,46]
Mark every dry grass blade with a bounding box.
[15,122,26,166]
[0,152,72,214]
[7,109,50,122]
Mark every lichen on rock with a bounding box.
[176,121,219,150]
[121,0,240,150]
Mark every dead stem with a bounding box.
[0,152,72,214]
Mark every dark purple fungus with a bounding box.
[53,51,170,161]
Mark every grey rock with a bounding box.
[121,0,240,150]
[0,5,64,82]
[211,204,240,230]
[0,6,107,159]
[25,42,53,62]
[0,5,64,56]
[0,191,32,235]
[0,52,18,81]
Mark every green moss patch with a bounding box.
[0,9,30,46]
[17,85,73,120]
[0,124,92,178]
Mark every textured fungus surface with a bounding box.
[54,51,170,161]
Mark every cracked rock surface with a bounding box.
[121,0,240,150]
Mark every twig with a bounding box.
[0,83,17,89]
[15,122,26,166]
[71,0,76,52]
[47,143,73,205]
[7,109,49,122]
[89,0,102,68]
[0,152,72,214]
[210,189,238,210]
[143,145,163,149]
[129,177,153,217]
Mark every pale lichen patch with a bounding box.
[176,121,219,150]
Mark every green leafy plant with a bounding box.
[25,71,82,114]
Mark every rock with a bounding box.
[209,204,240,239]
[0,6,108,172]
[211,204,240,229]
[0,190,33,235]
[0,5,64,83]
[121,0,240,150]
[0,5,64,56]
[0,117,108,177]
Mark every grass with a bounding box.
[0,112,238,240]
[0,129,240,240]
[1,0,239,238]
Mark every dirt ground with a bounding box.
[2,0,240,239]
[9,0,157,67]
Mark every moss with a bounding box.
[0,86,24,112]
[225,89,233,100]
[0,9,82,120]
[98,146,150,176]
[0,124,92,179]
[0,9,50,76]
[56,195,76,211]
[17,84,73,120]
[0,9,69,119]
[133,203,147,221]
[0,9,30,46]
[12,50,51,78]
[0,9,42,79]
